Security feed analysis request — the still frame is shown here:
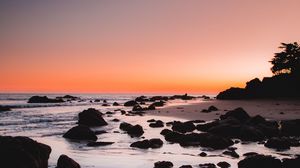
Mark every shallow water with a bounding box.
[0,94,299,168]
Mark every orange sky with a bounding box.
[1,1,300,94]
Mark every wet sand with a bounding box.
[149,99,300,121]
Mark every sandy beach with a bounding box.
[150,99,300,121]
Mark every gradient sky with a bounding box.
[1,0,300,94]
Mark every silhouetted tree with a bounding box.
[270,42,300,75]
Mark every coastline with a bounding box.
[148,99,300,121]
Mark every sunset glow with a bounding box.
[1,1,300,94]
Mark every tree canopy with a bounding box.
[270,42,300,75]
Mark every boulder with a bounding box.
[238,154,281,168]
[171,121,196,133]
[220,108,250,122]
[56,154,80,168]
[132,104,143,111]
[124,100,138,106]
[154,161,173,168]
[28,96,64,103]
[264,137,291,150]
[112,102,120,106]
[150,101,165,107]
[78,108,107,127]
[217,161,230,168]
[119,122,144,137]
[223,150,239,158]
[0,136,51,168]
[130,138,163,149]
[149,120,164,128]
[63,125,97,141]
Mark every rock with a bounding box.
[111,118,120,122]
[56,154,80,168]
[162,130,233,149]
[222,150,239,158]
[220,108,250,122]
[199,152,207,157]
[119,122,144,137]
[264,137,291,150]
[242,152,258,157]
[0,105,10,112]
[149,120,164,128]
[217,162,230,168]
[63,125,97,141]
[150,101,165,107]
[238,154,281,168]
[130,138,163,149]
[282,155,300,168]
[87,141,114,147]
[28,96,64,103]
[0,135,51,168]
[154,161,173,168]
[179,165,192,168]
[113,102,120,106]
[147,119,156,122]
[148,104,156,110]
[170,94,195,100]
[208,106,218,111]
[171,121,196,133]
[199,163,217,168]
[149,96,169,102]
[94,130,107,135]
[78,108,107,127]
[132,104,143,111]
[281,119,300,136]
[239,125,265,141]
[135,96,148,102]
[216,87,246,100]
[124,100,138,106]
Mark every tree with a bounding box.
[270,42,300,75]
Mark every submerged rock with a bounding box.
[78,108,107,127]
[63,125,97,141]
[56,154,80,168]
[154,161,173,168]
[28,96,64,103]
[0,135,51,168]
[87,141,114,147]
[0,105,10,112]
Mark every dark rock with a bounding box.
[208,106,218,111]
[130,138,163,149]
[111,118,120,122]
[199,152,207,157]
[94,130,107,135]
[119,122,144,137]
[149,96,169,102]
[217,161,230,168]
[132,104,143,111]
[170,93,195,100]
[242,152,258,157]
[150,101,165,107]
[113,102,120,106]
[282,155,300,168]
[56,154,80,168]
[154,161,173,168]
[179,165,192,168]
[78,108,107,127]
[63,125,97,141]
[149,120,164,128]
[281,119,300,136]
[223,150,239,158]
[220,108,250,122]
[135,96,148,102]
[171,121,196,133]
[148,104,156,110]
[216,87,246,100]
[199,163,217,168]
[28,96,64,103]
[0,135,51,168]
[124,100,138,106]
[0,105,11,112]
[147,119,156,122]
[102,103,109,106]
[238,154,281,168]
[264,137,291,150]
[87,141,114,147]
[105,111,114,114]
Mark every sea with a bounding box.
[0,93,299,168]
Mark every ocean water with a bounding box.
[0,94,299,168]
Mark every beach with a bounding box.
[1,94,300,168]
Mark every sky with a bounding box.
[1,0,300,94]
